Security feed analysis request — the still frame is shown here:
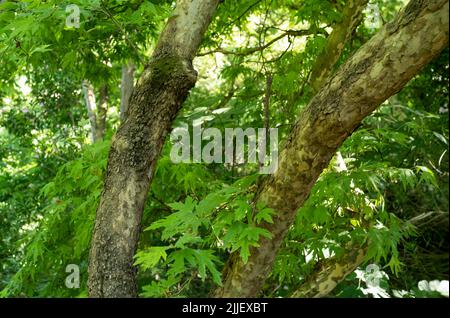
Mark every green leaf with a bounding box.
[167,196,196,213]
[168,249,222,285]
[255,207,275,224]
[433,132,448,145]
[174,234,202,248]
[146,196,201,240]
[234,199,250,221]
[192,249,222,285]
[134,246,170,270]
[29,45,51,56]
[196,192,224,217]
[70,161,83,180]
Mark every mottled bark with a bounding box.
[309,0,368,93]
[314,0,360,212]
[88,0,220,298]
[214,0,449,297]
[120,61,135,122]
[291,247,367,298]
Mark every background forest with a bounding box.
[0,0,448,298]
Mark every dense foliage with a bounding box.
[0,0,448,298]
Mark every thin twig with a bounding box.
[98,4,145,64]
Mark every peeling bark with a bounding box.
[214,0,449,298]
[88,0,220,298]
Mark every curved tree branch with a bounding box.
[214,0,449,298]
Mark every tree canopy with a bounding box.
[0,0,448,299]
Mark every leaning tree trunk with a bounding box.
[88,0,220,298]
[82,81,108,142]
[214,0,449,297]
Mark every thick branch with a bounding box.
[291,247,367,298]
[309,0,368,93]
[214,0,449,298]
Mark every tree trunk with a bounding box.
[309,0,368,93]
[88,0,220,298]
[82,81,108,142]
[82,80,98,143]
[120,61,135,122]
[214,0,449,298]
